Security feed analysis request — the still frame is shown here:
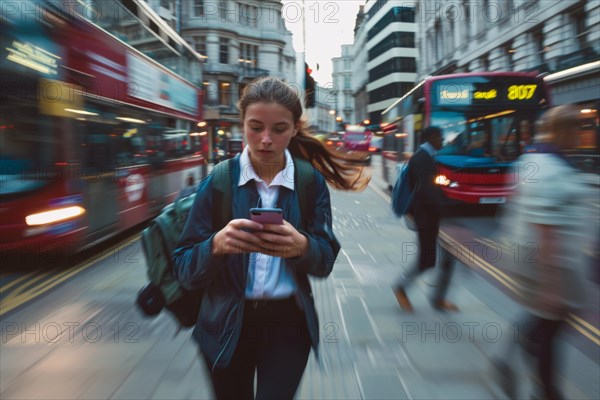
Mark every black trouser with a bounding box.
[395,246,455,304]
[203,297,311,400]
[414,206,440,270]
[521,316,565,400]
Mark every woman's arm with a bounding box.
[171,176,226,290]
[172,176,265,290]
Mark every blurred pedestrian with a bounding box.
[172,77,367,399]
[496,104,592,400]
[519,119,534,153]
[393,126,458,312]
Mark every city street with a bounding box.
[1,156,599,399]
[1,0,598,398]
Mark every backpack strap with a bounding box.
[210,159,235,230]
[292,157,316,230]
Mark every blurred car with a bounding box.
[369,136,383,153]
[325,133,344,151]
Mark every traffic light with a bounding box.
[304,62,316,108]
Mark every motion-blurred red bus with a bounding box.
[0,3,206,258]
[342,125,373,164]
[380,72,551,205]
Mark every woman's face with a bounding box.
[243,102,298,167]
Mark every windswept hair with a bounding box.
[238,76,369,191]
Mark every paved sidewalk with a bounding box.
[296,187,597,400]
[299,188,600,399]
[1,184,598,399]
[295,189,499,399]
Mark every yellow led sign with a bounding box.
[473,89,497,100]
[507,84,537,100]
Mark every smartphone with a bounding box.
[249,207,283,225]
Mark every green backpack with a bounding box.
[136,157,315,329]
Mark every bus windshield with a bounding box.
[345,133,370,142]
[432,109,534,162]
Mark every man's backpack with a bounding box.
[136,157,315,329]
[391,162,416,217]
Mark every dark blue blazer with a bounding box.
[172,157,340,370]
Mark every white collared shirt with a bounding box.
[238,147,298,299]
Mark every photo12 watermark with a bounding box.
[400,321,538,344]
[1,321,141,344]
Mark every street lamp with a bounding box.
[335,116,344,132]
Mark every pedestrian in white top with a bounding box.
[496,105,594,400]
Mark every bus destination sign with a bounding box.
[436,81,540,106]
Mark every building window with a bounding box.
[160,0,174,12]
[369,57,416,81]
[369,32,415,60]
[426,33,434,69]
[194,0,204,17]
[220,1,227,21]
[532,28,545,67]
[344,76,351,89]
[463,1,471,39]
[503,42,514,70]
[434,21,444,62]
[239,3,258,28]
[239,43,258,66]
[569,6,586,51]
[448,13,456,50]
[194,36,206,57]
[480,53,490,71]
[278,49,283,71]
[219,81,231,105]
[368,82,414,103]
[219,38,229,64]
[367,7,415,40]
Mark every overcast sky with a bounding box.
[281,1,365,84]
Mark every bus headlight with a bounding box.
[434,175,451,186]
[25,206,86,226]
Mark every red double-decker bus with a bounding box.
[341,125,373,164]
[1,4,206,257]
[380,72,551,205]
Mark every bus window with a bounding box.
[80,120,119,172]
[114,124,148,166]
[162,130,189,158]
[0,105,58,196]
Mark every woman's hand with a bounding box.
[253,220,309,259]
[212,219,266,255]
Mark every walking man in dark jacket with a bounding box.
[393,126,458,312]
